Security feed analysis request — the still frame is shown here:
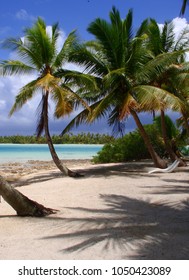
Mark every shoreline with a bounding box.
[0,159,93,182]
[0,158,188,182]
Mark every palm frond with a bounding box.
[51,22,60,52]
[54,30,78,68]
[50,81,90,118]
[161,21,175,52]
[9,79,40,116]
[119,95,137,120]
[67,41,108,76]
[124,8,134,42]
[61,99,105,135]
[108,108,126,137]
[174,26,189,52]
[0,60,35,76]
[153,114,178,139]
[51,86,74,118]
[138,49,188,83]
[2,18,56,69]
[145,18,162,56]
[88,90,116,122]
[87,7,131,69]
[136,18,149,37]
[23,17,55,67]
[132,85,186,112]
[61,108,89,135]
[56,68,100,94]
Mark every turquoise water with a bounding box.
[0,144,103,163]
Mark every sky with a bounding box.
[0,0,188,136]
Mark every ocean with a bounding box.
[0,144,103,163]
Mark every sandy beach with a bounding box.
[0,159,189,260]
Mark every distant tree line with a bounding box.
[0,133,114,144]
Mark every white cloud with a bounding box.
[172,17,189,60]
[158,17,189,60]
[15,9,35,21]
[158,17,189,42]
[172,17,188,37]
[0,74,40,134]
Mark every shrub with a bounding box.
[93,124,165,163]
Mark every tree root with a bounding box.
[68,170,84,178]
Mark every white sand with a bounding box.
[0,160,189,260]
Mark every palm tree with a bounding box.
[0,18,88,177]
[153,114,181,156]
[172,62,189,136]
[141,19,189,164]
[0,175,56,216]
[63,7,187,168]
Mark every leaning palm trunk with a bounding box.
[130,108,167,168]
[43,92,81,177]
[160,110,186,166]
[0,176,56,216]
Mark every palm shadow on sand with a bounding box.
[43,193,189,259]
[9,160,189,259]
[14,161,153,187]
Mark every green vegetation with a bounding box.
[93,116,189,164]
[0,133,114,144]
[93,124,164,163]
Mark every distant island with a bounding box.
[0,133,114,145]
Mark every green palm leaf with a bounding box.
[54,30,78,68]
[132,85,186,112]
[61,99,106,135]
[9,79,40,116]
[0,60,35,75]
[137,50,188,83]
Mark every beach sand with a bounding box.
[0,159,189,260]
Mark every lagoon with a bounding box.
[0,144,103,163]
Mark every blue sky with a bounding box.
[0,0,187,136]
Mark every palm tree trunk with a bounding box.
[43,91,82,177]
[182,111,189,137]
[160,110,186,166]
[0,176,56,216]
[130,108,167,168]
[180,0,188,15]
[161,109,177,161]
